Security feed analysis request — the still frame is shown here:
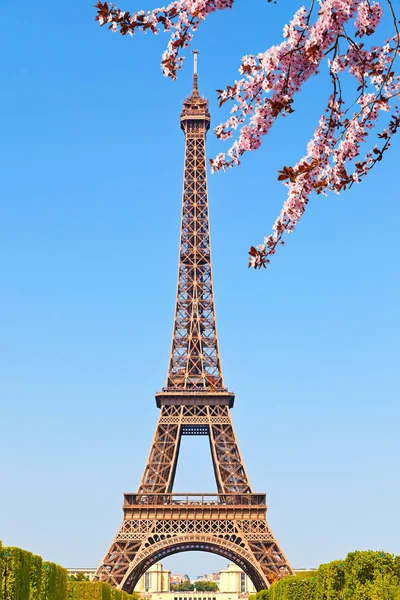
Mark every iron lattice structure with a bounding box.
[94,55,294,592]
[167,68,222,394]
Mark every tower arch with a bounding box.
[120,536,268,593]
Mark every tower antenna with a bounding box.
[193,49,199,91]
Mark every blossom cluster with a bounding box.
[95,0,399,270]
[95,1,234,79]
[245,1,399,268]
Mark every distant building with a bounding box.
[67,563,315,597]
[219,563,256,594]
[195,573,220,584]
[155,590,243,600]
[135,563,171,594]
[66,568,96,581]
[135,562,256,597]
[171,574,191,584]
[294,569,316,575]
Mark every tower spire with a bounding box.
[193,49,199,92]
[162,55,227,395]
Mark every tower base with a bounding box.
[95,493,293,591]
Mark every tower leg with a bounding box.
[207,405,252,494]
[137,405,182,495]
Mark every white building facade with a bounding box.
[219,563,256,594]
[135,562,256,598]
[67,562,257,597]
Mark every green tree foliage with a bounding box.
[0,541,3,600]
[68,581,102,599]
[256,551,400,600]
[66,581,139,600]
[121,590,140,600]
[67,581,108,599]
[343,550,400,600]
[194,581,218,592]
[113,589,140,600]
[29,554,43,600]
[41,562,67,600]
[171,581,218,593]
[260,572,317,600]
[0,544,139,600]
[2,546,32,600]
[68,573,90,582]
[171,582,195,592]
[315,560,343,599]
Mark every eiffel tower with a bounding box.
[94,52,294,592]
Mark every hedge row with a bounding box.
[255,551,400,600]
[0,546,66,600]
[0,541,3,600]
[0,543,138,600]
[66,581,139,600]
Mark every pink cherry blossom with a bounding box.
[95,0,399,270]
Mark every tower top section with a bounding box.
[156,50,233,406]
[180,51,210,131]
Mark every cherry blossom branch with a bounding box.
[94,1,235,79]
[245,0,399,268]
[210,1,361,172]
[94,0,399,271]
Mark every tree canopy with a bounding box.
[194,581,219,591]
[171,582,195,591]
[170,580,219,591]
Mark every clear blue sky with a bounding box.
[0,0,399,580]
